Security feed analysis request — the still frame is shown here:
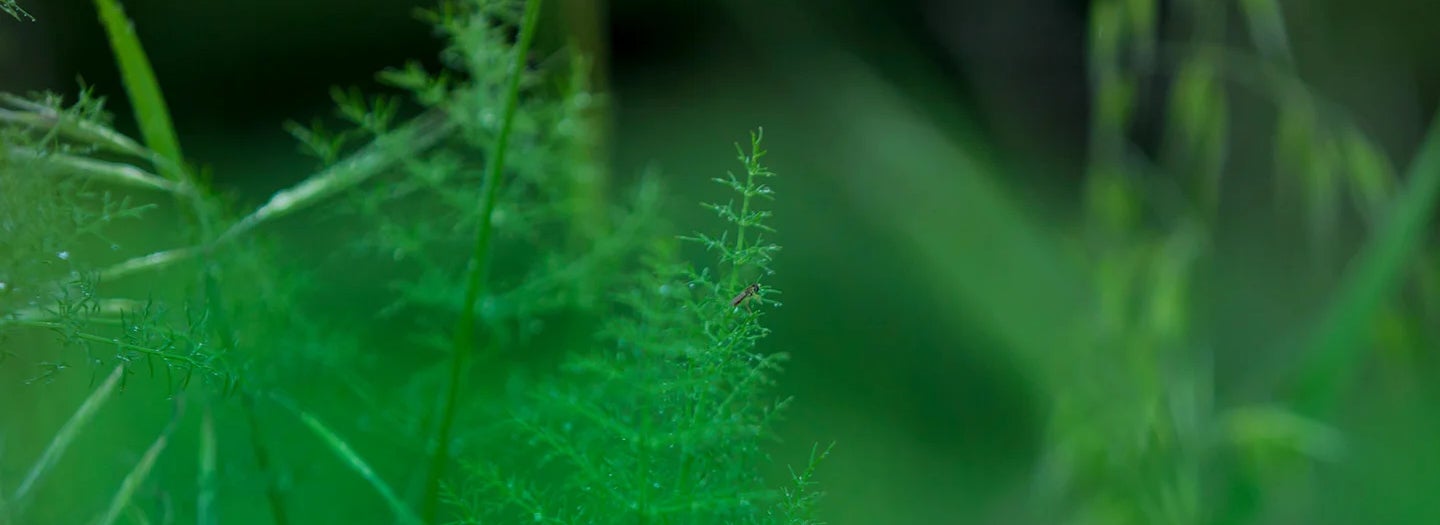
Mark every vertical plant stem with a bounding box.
[422,0,545,521]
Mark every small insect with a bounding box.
[730,283,762,308]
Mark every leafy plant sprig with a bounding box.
[1,2,829,524]
[441,129,826,524]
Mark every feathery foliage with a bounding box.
[439,129,822,524]
[1,1,827,524]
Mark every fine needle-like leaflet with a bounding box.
[730,283,761,308]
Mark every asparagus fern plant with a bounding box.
[0,1,828,524]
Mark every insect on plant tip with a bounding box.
[730,283,762,308]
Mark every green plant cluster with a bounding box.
[1025,0,1440,523]
[0,1,826,524]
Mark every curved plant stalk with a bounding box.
[424,0,545,521]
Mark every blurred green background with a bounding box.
[8,0,1440,523]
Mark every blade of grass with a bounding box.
[196,404,217,525]
[92,398,184,525]
[91,0,184,180]
[10,365,125,509]
[1291,111,1440,416]
[424,0,545,521]
[270,395,423,525]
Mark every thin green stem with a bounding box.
[422,1,545,521]
[4,320,207,369]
